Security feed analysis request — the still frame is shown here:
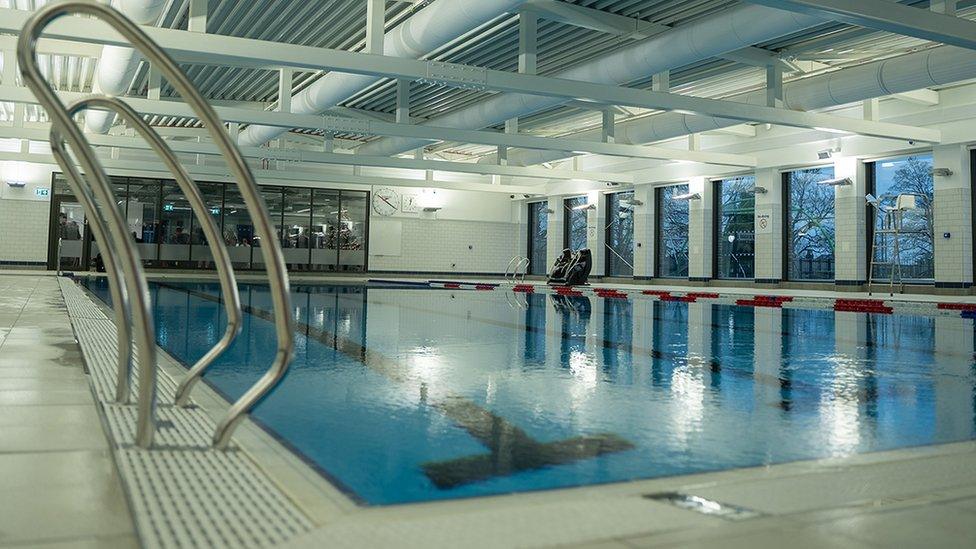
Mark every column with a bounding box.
[633,185,656,279]
[754,167,783,282]
[834,157,867,285]
[933,144,973,287]
[688,176,713,280]
[587,192,606,277]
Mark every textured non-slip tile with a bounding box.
[0,389,93,406]
[811,505,976,549]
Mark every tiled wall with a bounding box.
[934,144,973,286]
[368,217,519,274]
[0,198,49,265]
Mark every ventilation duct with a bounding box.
[503,44,976,167]
[355,4,823,158]
[85,0,167,134]
[238,0,530,148]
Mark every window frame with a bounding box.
[781,164,837,282]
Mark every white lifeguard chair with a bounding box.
[867,193,918,296]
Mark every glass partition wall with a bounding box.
[50,174,369,272]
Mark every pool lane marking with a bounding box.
[157,283,636,490]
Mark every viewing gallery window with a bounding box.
[656,184,689,278]
[868,154,935,283]
[605,191,635,277]
[49,174,369,272]
[563,196,588,251]
[714,176,756,279]
[784,166,836,281]
[527,201,549,275]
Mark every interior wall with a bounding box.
[0,161,54,267]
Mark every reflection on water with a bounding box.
[82,278,976,505]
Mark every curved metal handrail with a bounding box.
[50,136,134,405]
[21,8,158,448]
[54,97,244,408]
[20,1,294,450]
[504,256,520,283]
[516,257,530,282]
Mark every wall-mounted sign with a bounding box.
[756,211,772,234]
[34,187,50,197]
[163,203,175,212]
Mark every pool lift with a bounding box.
[866,193,919,296]
[19,1,295,450]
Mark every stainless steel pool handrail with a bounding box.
[49,137,135,405]
[55,97,244,408]
[20,6,158,448]
[21,2,294,450]
[516,257,530,282]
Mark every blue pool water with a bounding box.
[82,279,976,505]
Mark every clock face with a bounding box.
[372,188,400,216]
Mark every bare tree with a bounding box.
[788,168,835,279]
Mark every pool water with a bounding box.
[82,279,976,505]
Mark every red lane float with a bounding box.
[475,284,495,291]
[512,284,535,293]
[641,290,672,297]
[937,302,976,311]
[686,292,720,299]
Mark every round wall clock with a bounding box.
[372,187,400,216]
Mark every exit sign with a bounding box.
[34,187,50,198]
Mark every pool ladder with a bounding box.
[505,255,530,284]
[19,1,294,450]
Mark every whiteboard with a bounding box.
[369,219,402,256]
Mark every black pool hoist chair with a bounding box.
[547,249,592,286]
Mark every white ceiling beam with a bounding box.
[0,85,758,167]
[744,0,976,51]
[893,89,940,106]
[0,125,636,183]
[520,0,668,40]
[0,35,101,58]
[0,150,540,194]
[0,8,939,143]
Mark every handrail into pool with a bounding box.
[20,1,294,450]
[505,256,531,283]
[54,97,244,408]
[49,135,136,405]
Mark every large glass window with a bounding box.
[563,196,588,251]
[715,176,755,279]
[222,185,254,269]
[48,173,369,272]
[159,182,192,266]
[338,191,368,272]
[606,191,634,277]
[785,167,835,281]
[870,154,935,282]
[190,182,224,267]
[656,184,689,278]
[527,201,548,275]
[311,189,340,271]
[282,187,312,270]
[126,180,160,265]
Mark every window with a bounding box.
[605,191,634,277]
[47,174,367,272]
[527,201,548,275]
[714,176,755,279]
[656,184,689,278]
[785,167,835,281]
[563,196,588,250]
[869,154,934,282]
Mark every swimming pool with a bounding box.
[81,279,976,505]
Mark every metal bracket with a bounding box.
[422,61,488,91]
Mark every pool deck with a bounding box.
[2,270,976,548]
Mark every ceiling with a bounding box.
[1,0,973,158]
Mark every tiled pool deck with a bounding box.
[2,271,976,548]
